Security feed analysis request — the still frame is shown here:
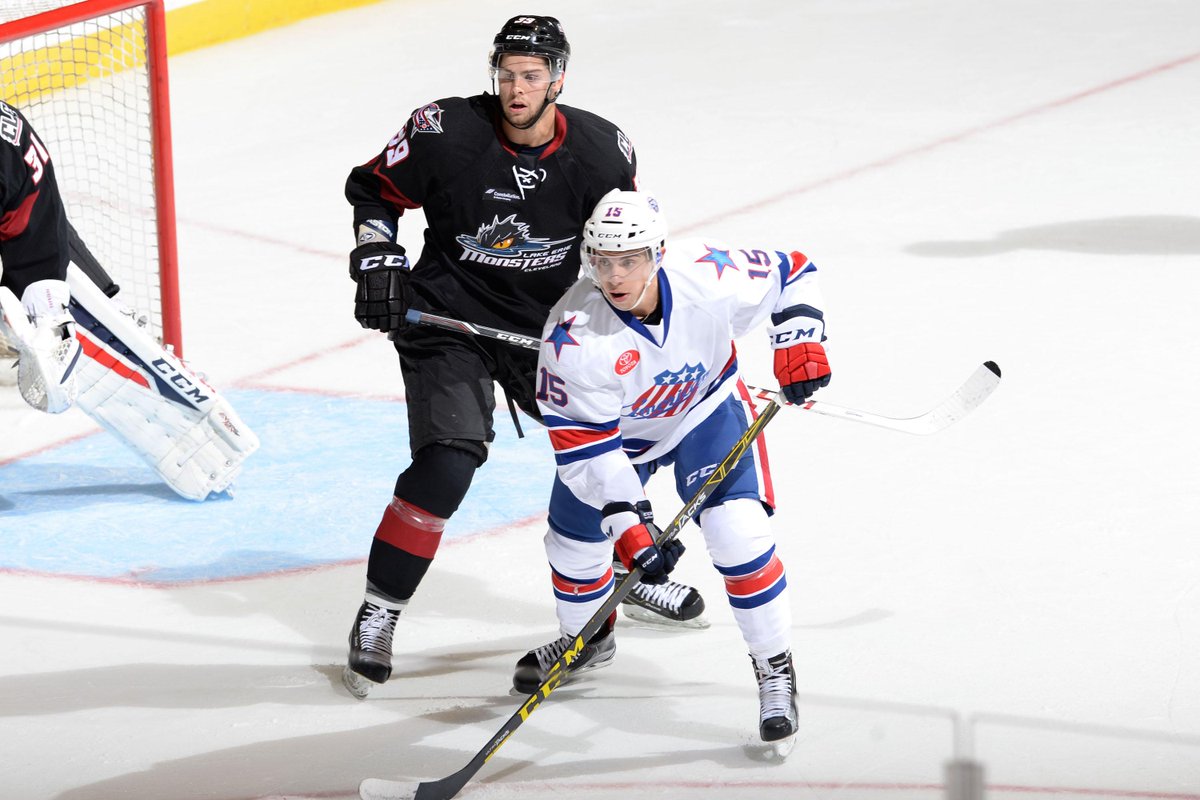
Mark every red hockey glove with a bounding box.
[603,500,684,585]
[773,341,831,404]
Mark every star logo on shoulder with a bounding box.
[696,245,739,278]
[546,315,581,359]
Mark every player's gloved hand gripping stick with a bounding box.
[358,396,785,800]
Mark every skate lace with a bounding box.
[631,579,691,612]
[755,657,795,721]
[533,635,572,670]
[357,604,398,656]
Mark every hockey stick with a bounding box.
[403,308,1001,436]
[400,308,542,349]
[747,360,1001,436]
[358,398,783,800]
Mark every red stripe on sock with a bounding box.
[373,498,444,558]
[725,554,785,597]
[551,567,614,596]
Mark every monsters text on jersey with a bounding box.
[629,363,709,419]
[455,214,574,272]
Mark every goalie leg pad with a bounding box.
[66,265,260,500]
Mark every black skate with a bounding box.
[753,650,798,757]
[342,600,402,699]
[614,559,707,629]
[513,619,616,694]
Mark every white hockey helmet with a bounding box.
[580,189,667,284]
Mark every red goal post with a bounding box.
[0,0,182,354]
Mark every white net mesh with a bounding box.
[0,0,172,354]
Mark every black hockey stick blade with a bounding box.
[358,399,783,800]
[748,360,1001,435]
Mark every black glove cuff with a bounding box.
[601,499,654,525]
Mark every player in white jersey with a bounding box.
[512,188,832,752]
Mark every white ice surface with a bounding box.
[3,1,1200,798]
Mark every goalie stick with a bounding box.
[402,308,1002,435]
[358,397,784,800]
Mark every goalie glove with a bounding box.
[604,500,685,585]
[0,279,81,413]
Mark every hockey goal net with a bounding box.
[0,0,181,361]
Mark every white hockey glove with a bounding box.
[0,279,81,413]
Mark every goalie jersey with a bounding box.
[537,238,828,511]
[0,101,69,297]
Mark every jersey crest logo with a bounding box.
[0,103,22,147]
[629,363,707,419]
[455,214,576,272]
[615,349,640,375]
[616,129,633,164]
[410,103,444,134]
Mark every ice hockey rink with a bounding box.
[3,0,1200,797]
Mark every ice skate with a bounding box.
[753,650,798,757]
[342,600,402,699]
[513,619,616,694]
[614,559,708,629]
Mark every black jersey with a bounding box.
[346,94,637,336]
[0,102,69,298]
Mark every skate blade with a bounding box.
[768,733,797,759]
[621,603,711,630]
[342,665,377,699]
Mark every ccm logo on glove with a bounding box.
[358,252,409,271]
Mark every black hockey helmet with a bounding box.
[489,15,570,75]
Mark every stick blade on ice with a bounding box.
[359,778,417,800]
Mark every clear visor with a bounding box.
[581,245,656,283]
[488,65,560,87]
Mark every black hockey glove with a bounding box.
[605,500,685,585]
[349,241,412,332]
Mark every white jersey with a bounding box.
[537,236,827,511]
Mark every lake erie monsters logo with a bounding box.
[455,214,575,271]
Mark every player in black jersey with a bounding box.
[341,15,708,698]
[0,101,80,414]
